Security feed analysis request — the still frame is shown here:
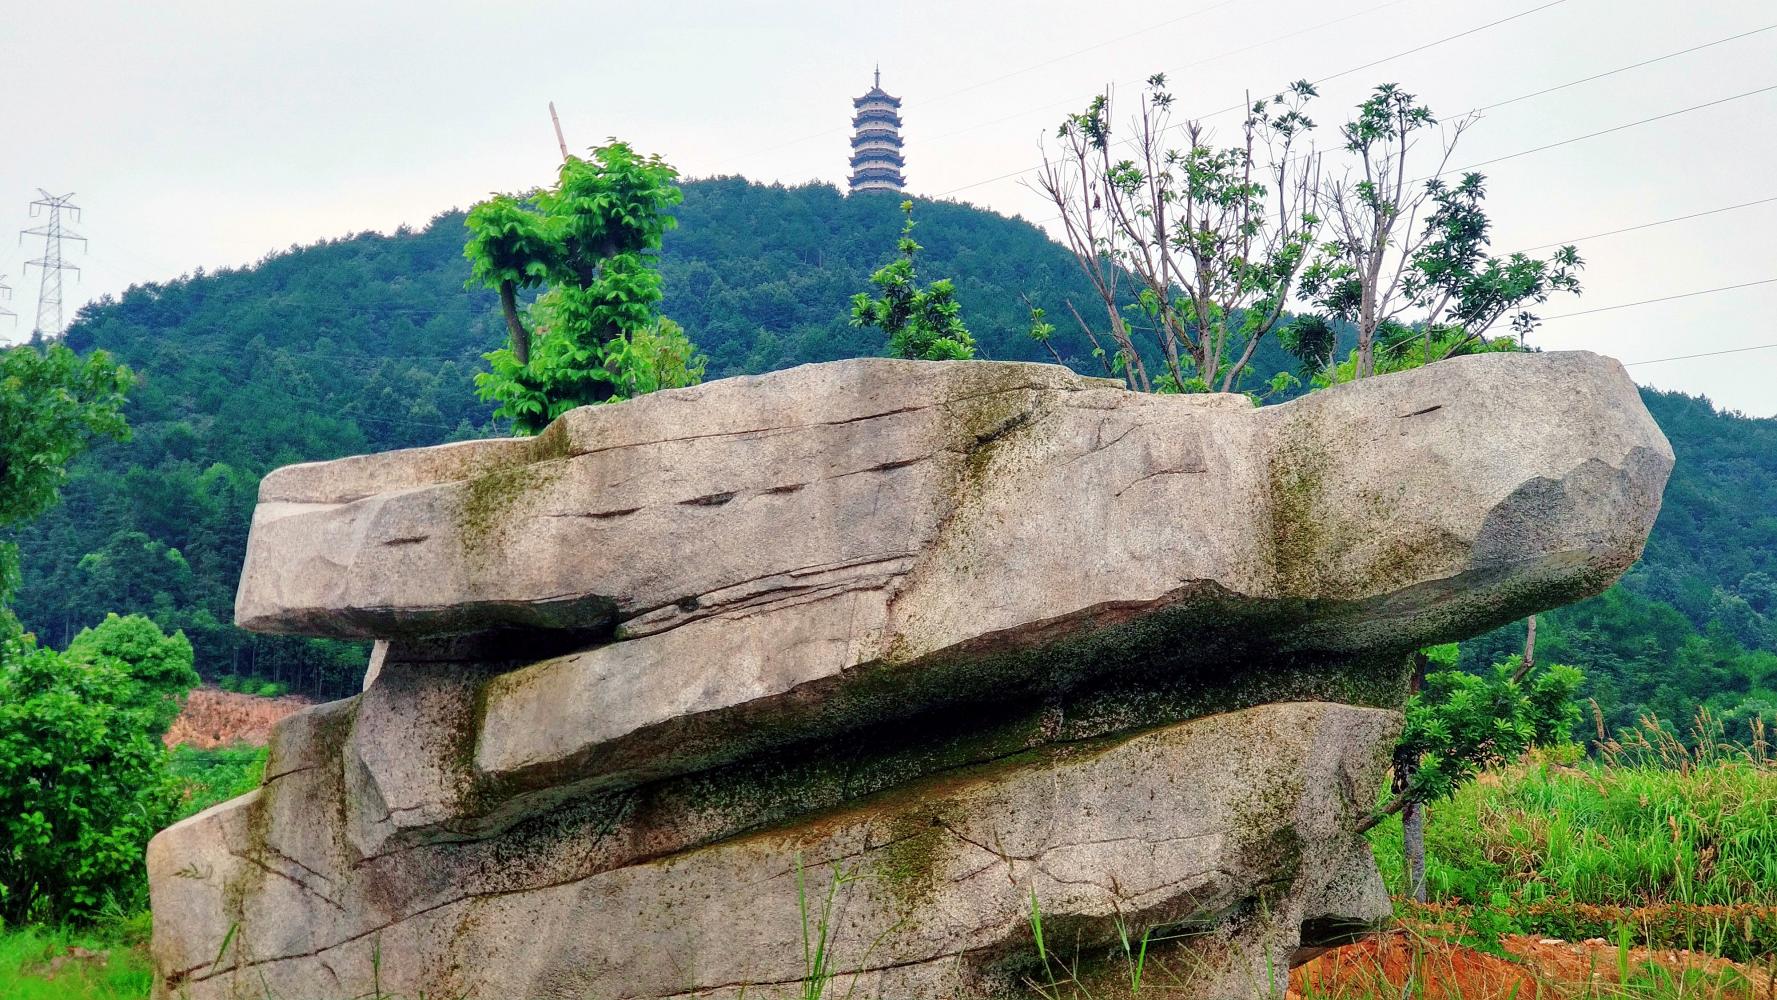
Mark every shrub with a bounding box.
[0,615,196,923]
[167,745,267,819]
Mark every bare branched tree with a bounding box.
[1032,74,1322,394]
[1300,84,1470,380]
[1298,84,1584,381]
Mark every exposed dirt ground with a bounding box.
[1290,929,1777,999]
[163,687,313,748]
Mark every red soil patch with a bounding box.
[164,687,313,748]
[1292,932,1545,999]
[1290,930,1776,999]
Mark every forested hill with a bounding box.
[10,176,1777,731]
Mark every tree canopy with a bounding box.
[466,141,703,433]
[850,200,977,361]
[0,344,133,625]
[4,175,1769,721]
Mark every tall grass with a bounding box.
[1371,713,1777,958]
[0,921,153,1000]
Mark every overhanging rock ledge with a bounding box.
[152,352,1671,999]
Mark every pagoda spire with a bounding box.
[849,69,904,194]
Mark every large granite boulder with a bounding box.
[150,353,1671,999]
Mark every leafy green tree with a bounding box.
[466,141,704,433]
[74,530,197,623]
[1299,85,1582,381]
[0,614,196,923]
[6,174,1771,713]
[0,343,133,627]
[851,201,977,361]
[1035,74,1320,392]
[1404,173,1584,350]
[1287,317,1526,387]
[64,612,200,738]
[1359,644,1584,900]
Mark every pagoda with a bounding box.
[849,67,905,193]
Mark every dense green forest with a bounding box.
[7,176,1774,729]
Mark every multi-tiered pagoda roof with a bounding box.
[849,68,904,193]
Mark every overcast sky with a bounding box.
[2,0,1773,413]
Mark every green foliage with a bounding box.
[1310,322,1524,387]
[1393,656,1583,808]
[0,344,134,531]
[467,141,699,433]
[1463,471,1777,739]
[63,614,199,740]
[167,744,268,819]
[0,614,195,923]
[0,344,133,623]
[1370,738,1777,960]
[1298,83,1583,381]
[851,201,977,361]
[1277,314,1337,378]
[463,196,558,300]
[212,674,287,698]
[15,177,1159,700]
[7,175,1775,719]
[1040,75,1319,393]
[1407,172,1583,340]
[0,920,154,1000]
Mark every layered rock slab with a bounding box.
[233,352,1670,829]
[151,700,1396,1000]
[150,354,1675,1000]
[238,352,1669,649]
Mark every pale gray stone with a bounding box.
[151,354,1674,1000]
[237,354,1671,651]
[152,701,1396,1000]
[234,352,1669,811]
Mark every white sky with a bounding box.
[2,0,1774,414]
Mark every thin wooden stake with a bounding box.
[548,101,569,161]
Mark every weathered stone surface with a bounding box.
[150,354,1674,999]
[152,701,1396,1000]
[238,354,1667,651]
[234,352,1670,811]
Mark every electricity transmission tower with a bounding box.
[20,190,86,339]
[0,274,15,328]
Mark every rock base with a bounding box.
[151,700,1396,999]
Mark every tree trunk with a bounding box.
[1401,649,1430,902]
[1513,614,1538,683]
[499,281,530,365]
[1403,801,1427,903]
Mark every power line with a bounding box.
[926,0,1413,153]
[1543,277,1777,320]
[0,273,14,327]
[936,0,1568,198]
[1428,82,1777,181]
[1023,45,1777,225]
[733,0,1244,163]
[1475,22,1777,113]
[20,190,86,339]
[1259,22,1777,179]
[1623,342,1777,367]
[1511,194,1777,253]
[1302,0,1572,97]
[922,0,1244,105]
[1021,24,1777,226]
